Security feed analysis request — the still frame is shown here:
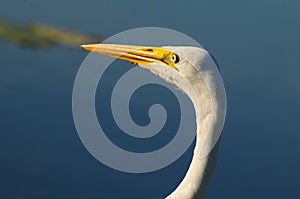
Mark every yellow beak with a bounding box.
[80,43,179,71]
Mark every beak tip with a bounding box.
[81,44,95,52]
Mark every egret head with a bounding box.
[80,44,219,94]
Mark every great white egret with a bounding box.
[81,43,227,199]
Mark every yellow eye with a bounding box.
[171,54,180,64]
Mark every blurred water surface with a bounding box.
[0,0,299,199]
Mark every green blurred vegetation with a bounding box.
[0,18,102,49]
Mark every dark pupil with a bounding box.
[172,54,179,63]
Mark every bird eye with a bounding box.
[171,54,180,64]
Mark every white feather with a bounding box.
[141,47,226,199]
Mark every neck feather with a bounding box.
[166,69,226,199]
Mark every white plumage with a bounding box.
[81,44,227,199]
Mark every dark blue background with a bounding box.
[1,0,299,198]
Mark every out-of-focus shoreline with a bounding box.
[0,18,102,49]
